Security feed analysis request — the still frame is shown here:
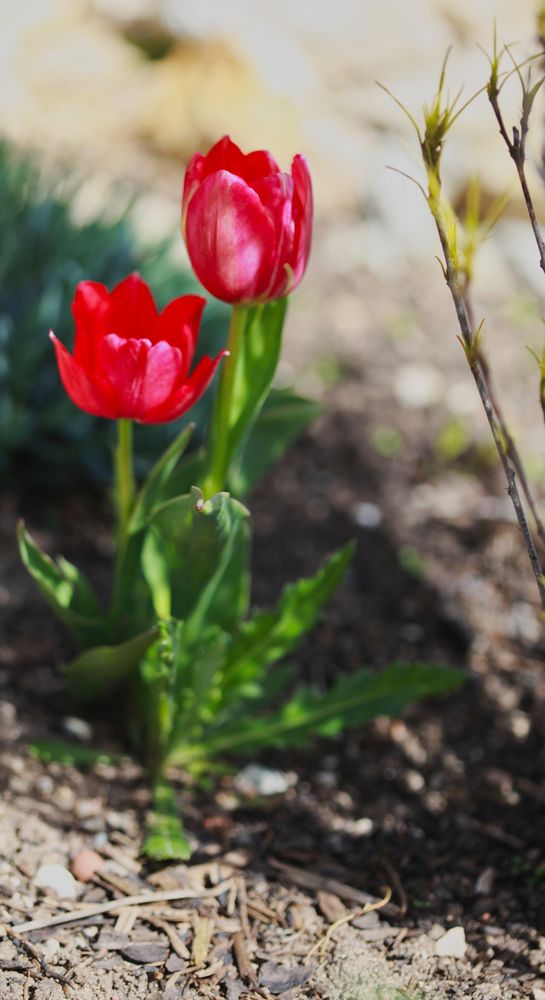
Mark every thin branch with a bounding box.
[461,291,545,550]
[432,210,545,609]
[487,58,545,274]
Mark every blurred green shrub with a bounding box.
[0,139,227,493]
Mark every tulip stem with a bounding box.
[115,418,135,542]
[202,304,247,497]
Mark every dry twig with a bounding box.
[8,879,233,935]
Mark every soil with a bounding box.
[1,265,545,999]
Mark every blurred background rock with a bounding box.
[0,0,540,248]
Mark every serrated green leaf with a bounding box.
[18,520,105,646]
[171,663,464,763]
[30,740,118,766]
[64,627,157,703]
[228,388,322,498]
[142,488,250,636]
[143,779,191,861]
[219,542,355,708]
[129,423,194,532]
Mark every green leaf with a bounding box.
[171,663,465,763]
[162,447,206,503]
[29,740,119,766]
[220,543,355,708]
[228,388,322,498]
[129,423,194,532]
[64,627,157,703]
[134,618,229,766]
[142,488,251,635]
[204,298,288,493]
[17,521,105,646]
[143,779,192,861]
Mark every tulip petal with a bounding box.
[97,334,183,420]
[157,294,206,375]
[108,273,158,342]
[200,136,247,179]
[50,333,116,419]
[290,154,313,287]
[250,173,296,299]
[72,281,111,369]
[185,171,277,303]
[144,351,227,424]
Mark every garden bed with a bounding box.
[1,267,544,997]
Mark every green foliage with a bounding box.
[30,740,118,766]
[143,780,192,861]
[202,298,288,495]
[64,628,157,702]
[142,488,251,634]
[174,663,463,764]
[228,388,322,498]
[0,138,227,493]
[17,521,105,647]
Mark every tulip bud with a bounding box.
[182,136,313,304]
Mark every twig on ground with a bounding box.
[5,927,73,989]
[8,879,234,935]
[233,930,256,984]
[377,857,408,917]
[268,858,400,917]
[304,886,393,964]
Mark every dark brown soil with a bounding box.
[1,267,545,999]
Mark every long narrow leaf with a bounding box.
[171,663,464,763]
[18,521,105,646]
[219,542,355,706]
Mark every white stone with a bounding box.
[62,716,93,742]
[234,764,296,797]
[35,863,78,900]
[434,926,467,958]
[475,867,495,895]
[352,502,382,529]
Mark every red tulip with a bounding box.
[182,136,313,304]
[50,274,226,423]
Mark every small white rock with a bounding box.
[533,988,545,1000]
[35,864,78,900]
[352,502,382,529]
[434,926,466,958]
[234,764,296,797]
[43,938,60,960]
[62,716,93,742]
[475,867,495,896]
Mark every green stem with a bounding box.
[202,305,247,497]
[115,418,135,542]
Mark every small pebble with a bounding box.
[475,867,495,896]
[74,797,102,820]
[435,926,466,958]
[35,775,54,797]
[234,764,296,797]
[71,849,104,883]
[43,938,60,960]
[62,716,93,742]
[352,501,382,529]
[35,863,78,900]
